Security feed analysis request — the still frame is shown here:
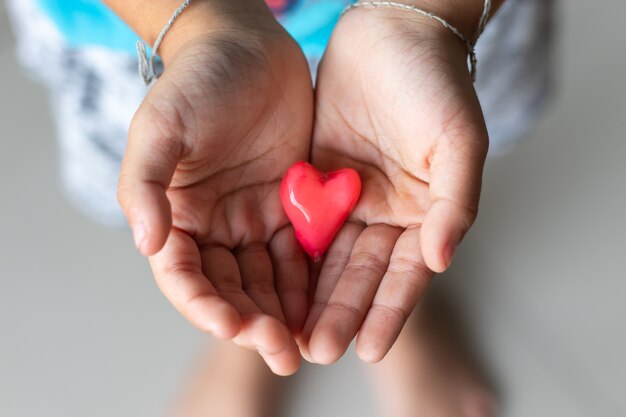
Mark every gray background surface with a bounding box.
[1,1,625,416]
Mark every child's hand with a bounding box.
[300,6,489,364]
[115,3,313,376]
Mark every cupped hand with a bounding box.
[300,8,489,365]
[117,8,314,376]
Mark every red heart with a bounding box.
[280,161,362,261]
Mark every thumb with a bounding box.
[420,124,488,273]
[118,105,185,256]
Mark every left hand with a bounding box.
[299,7,489,364]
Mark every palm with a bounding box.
[158,36,310,248]
[120,27,313,375]
[301,10,489,364]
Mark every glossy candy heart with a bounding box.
[280,161,361,261]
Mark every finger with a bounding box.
[201,246,301,375]
[117,101,185,256]
[235,243,285,321]
[149,229,241,339]
[199,245,263,318]
[357,227,434,363]
[269,226,309,335]
[309,225,401,365]
[299,221,364,360]
[236,314,301,376]
[421,124,488,272]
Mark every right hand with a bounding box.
[117,3,314,375]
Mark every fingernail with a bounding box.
[133,223,147,252]
[444,244,456,268]
[211,326,229,340]
[254,345,269,355]
[300,348,315,364]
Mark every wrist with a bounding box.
[399,0,505,39]
[158,0,276,65]
[104,0,277,66]
[402,1,483,40]
[339,0,506,77]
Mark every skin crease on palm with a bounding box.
[104,0,497,376]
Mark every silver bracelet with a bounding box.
[341,1,492,82]
[136,0,194,86]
